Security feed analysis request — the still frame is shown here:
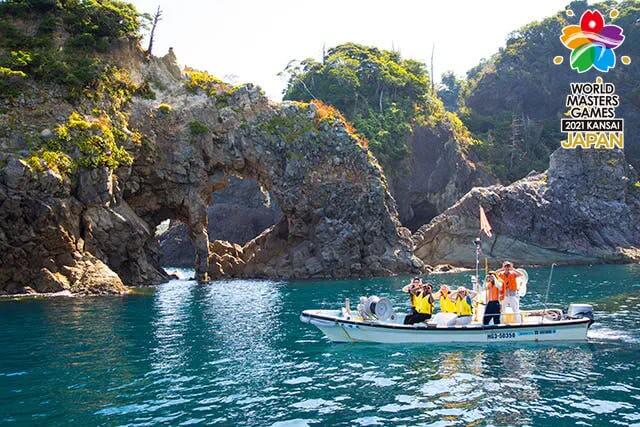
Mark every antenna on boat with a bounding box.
[473,237,481,292]
[543,263,557,315]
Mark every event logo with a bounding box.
[559,9,625,73]
[560,77,623,150]
[555,8,631,150]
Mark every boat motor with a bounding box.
[567,304,594,321]
[357,296,394,321]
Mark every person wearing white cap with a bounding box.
[453,286,477,326]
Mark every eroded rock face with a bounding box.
[159,177,282,267]
[0,45,420,294]
[0,157,130,295]
[413,148,640,267]
[389,123,495,230]
[126,66,421,279]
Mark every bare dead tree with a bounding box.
[146,5,163,56]
[430,42,435,93]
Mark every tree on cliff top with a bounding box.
[438,71,464,113]
[282,43,455,166]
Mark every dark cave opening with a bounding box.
[157,177,283,268]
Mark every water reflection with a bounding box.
[203,279,283,355]
[151,279,195,372]
[328,343,602,426]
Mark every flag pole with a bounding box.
[476,204,492,293]
[473,236,481,293]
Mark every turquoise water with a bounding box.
[1,265,639,426]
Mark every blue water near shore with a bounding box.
[1,264,639,426]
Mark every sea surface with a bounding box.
[1,264,639,426]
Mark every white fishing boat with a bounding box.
[302,208,595,344]
[300,303,593,344]
[301,264,594,344]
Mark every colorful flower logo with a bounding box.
[560,9,625,73]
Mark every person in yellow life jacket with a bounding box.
[453,286,476,326]
[432,284,456,314]
[402,278,434,325]
[483,274,502,325]
[496,261,524,323]
[401,277,422,306]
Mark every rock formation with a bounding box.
[413,148,640,267]
[0,158,132,295]
[0,42,421,294]
[388,122,494,230]
[126,60,421,280]
[159,177,282,267]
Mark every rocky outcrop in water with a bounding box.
[413,148,640,267]
[0,41,420,294]
[0,158,134,295]
[126,65,421,280]
[158,177,282,267]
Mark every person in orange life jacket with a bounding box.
[495,261,524,323]
[402,278,434,325]
[483,274,502,325]
[452,286,476,326]
[432,284,456,313]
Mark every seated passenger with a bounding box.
[401,277,422,294]
[483,274,502,325]
[453,286,476,326]
[403,281,434,325]
[432,284,457,314]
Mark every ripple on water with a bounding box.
[0,265,639,425]
[284,377,314,385]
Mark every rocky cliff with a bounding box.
[388,121,494,230]
[159,117,493,266]
[0,33,421,294]
[281,43,495,231]
[125,61,421,280]
[413,148,640,267]
[158,177,282,267]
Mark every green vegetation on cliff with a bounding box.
[282,43,465,166]
[258,100,368,148]
[0,0,144,93]
[184,68,240,107]
[0,0,147,176]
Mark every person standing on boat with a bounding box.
[402,279,434,325]
[483,274,502,325]
[432,284,457,314]
[496,261,524,323]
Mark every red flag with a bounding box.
[479,205,493,238]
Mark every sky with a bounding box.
[130,0,573,100]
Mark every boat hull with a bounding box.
[300,310,591,344]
